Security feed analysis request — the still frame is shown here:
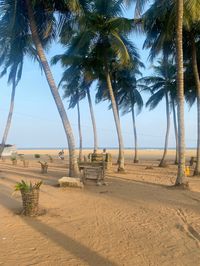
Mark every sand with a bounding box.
[19,148,196,160]
[1,149,200,266]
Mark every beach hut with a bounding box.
[1,144,17,156]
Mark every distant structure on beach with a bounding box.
[1,144,17,156]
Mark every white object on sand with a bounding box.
[58,177,84,188]
[1,144,17,156]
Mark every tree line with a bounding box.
[0,0,199,187]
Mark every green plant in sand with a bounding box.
[15,180,42,216]
[15,180,42,192]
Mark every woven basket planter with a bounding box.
[21,189,40,216]
[22,160,29,168]
[12,159,17,165]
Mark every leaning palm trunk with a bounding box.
[86,88,98,151]
[191,33,200,176]
[77,101,83,162]
[175,0,188,186]
[131,103,139,163]
[159,92,170,167]
[0,82,16,158]
[172,100,178,165]
[104,58,125,172]
[25,0,79,177]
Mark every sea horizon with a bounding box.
[18,147,197,150]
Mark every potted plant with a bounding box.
[46,154,53,163]
[38,161,48,174]
[22,159,29,168]
[10,156,17,165]
[15,180,42,216]
[18,155,29,167]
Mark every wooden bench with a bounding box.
[87,152,112,170]
[79,162,105,184]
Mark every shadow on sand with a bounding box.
[0,183,117,266]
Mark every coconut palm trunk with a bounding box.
[191,33,200,176]
[77,101,83,162]
[159,92,170,167]
[115,94,122,164]
[175,0,188,186]
[131,103,139,163]
[104,58,125,172]
[0,82,16,158]
[86,88,98,151]
[172,99,178,165]
[25,0,79,177]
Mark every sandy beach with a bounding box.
[19,148,196,160]
[1,149,200,265]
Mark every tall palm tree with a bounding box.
[171,90,179,165]
[183,32,200,174]
[188,30,200,176]
[26,0,81,177]
[95,67,124,164]
[175,0,188,186]
[52,55,99,152]
[117,70,144,163]
[86,86,98,151]
[77,99,83,162]
[141,59,178,167]
[95,47,143,164]
[0,0,83,176]
[57,1,141,171]
[142,0,200,185]
[0,1,40,158]
[62,76,86,162]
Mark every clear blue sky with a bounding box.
[0,4,197,149]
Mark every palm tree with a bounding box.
[61,76,86,162]
[188,31,200,176]
[141,59,178,167]
[117,70,144,163]
[173,0,199,184]
[95,67,124,164]
[0,0,82,176]
[175,0,188,186]
[171,92,179,165]
[142,3,178,166]
[183,32,200,174]
[77,99,83,162]
[52,54,99,152]
[26,0,81,177]
[56,1,141,171]
[86,86,98,151]
[0,2,40,158]
[142,0,198,185]
[95,47,143,164]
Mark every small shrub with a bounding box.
[11,156,17,165]
[15,180,42,192]
[46,154,53,163]
[34,154,40,159]
[38,161,48,174]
